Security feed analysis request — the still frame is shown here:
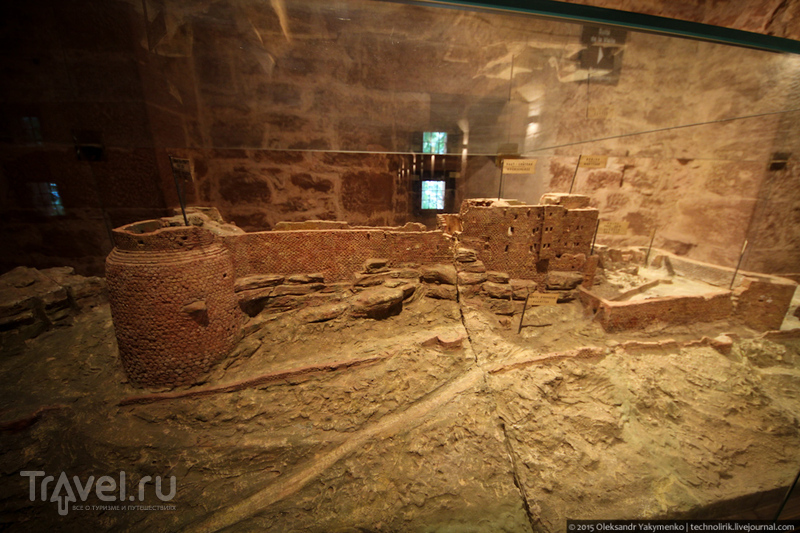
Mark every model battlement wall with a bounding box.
[223,229,453,282]
[218,195,598,282]
[449,195,599,279]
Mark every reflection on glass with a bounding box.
[29,182,65,216]
[22,117,43,144]
[423,132,447,155]
[421,180,445,210]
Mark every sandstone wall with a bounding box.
[497,28,800,272]
[2,0,800,277]
[164,149,415,231]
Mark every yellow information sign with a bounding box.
[597,220,629,235]
[579,155,608,169]
[502,158,537,174]
[528,293,560,306]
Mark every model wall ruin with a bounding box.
[579,289,734,332]
[457,196,598,279]
[579,249,798,332]
[223,229,453,282]
[105,197,601,387]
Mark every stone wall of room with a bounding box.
[0,1,172,275]
[165,149,413,231]
[742,77,800,280]
[556,0,800,41]
[137,0,547,232]
[483,27,800,274]
[2,0,800,277]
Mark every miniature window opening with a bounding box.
[769,152,791,171]
[22,117,43,144]
[422,132,447,155]
[29,182,65,216]
[421,180,445,210]
[73,130,104,161]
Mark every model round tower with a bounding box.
[105,220,242,387]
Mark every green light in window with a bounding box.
[421,180,445,210]
[423,132,447,154]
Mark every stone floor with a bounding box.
[1,287,800,532]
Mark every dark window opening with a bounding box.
[29,182,65,216]
[22,117,43,144]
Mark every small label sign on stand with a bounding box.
[518,291,560,333]
[502,158,537,174]
[597,220,629,235]
[170,157,193,180]
[579,155,608,169]
[528,293,560,306]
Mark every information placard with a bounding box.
[528,293,560,306]
[597,220,629,235]
[169,157,193,180]
[579,155,608,169]
[502,158,537,174]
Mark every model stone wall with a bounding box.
[104,196,601,387]
[105,218,456,387]
[578,248,797,332]
[579,289,734,332]
[223,229,453,282]
[734,277,797,331]
[457,197,598,279]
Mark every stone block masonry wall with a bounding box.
[223,229,454,282]
[168,150,413,232]
[4,0,800,279]
[106,223,242,387]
